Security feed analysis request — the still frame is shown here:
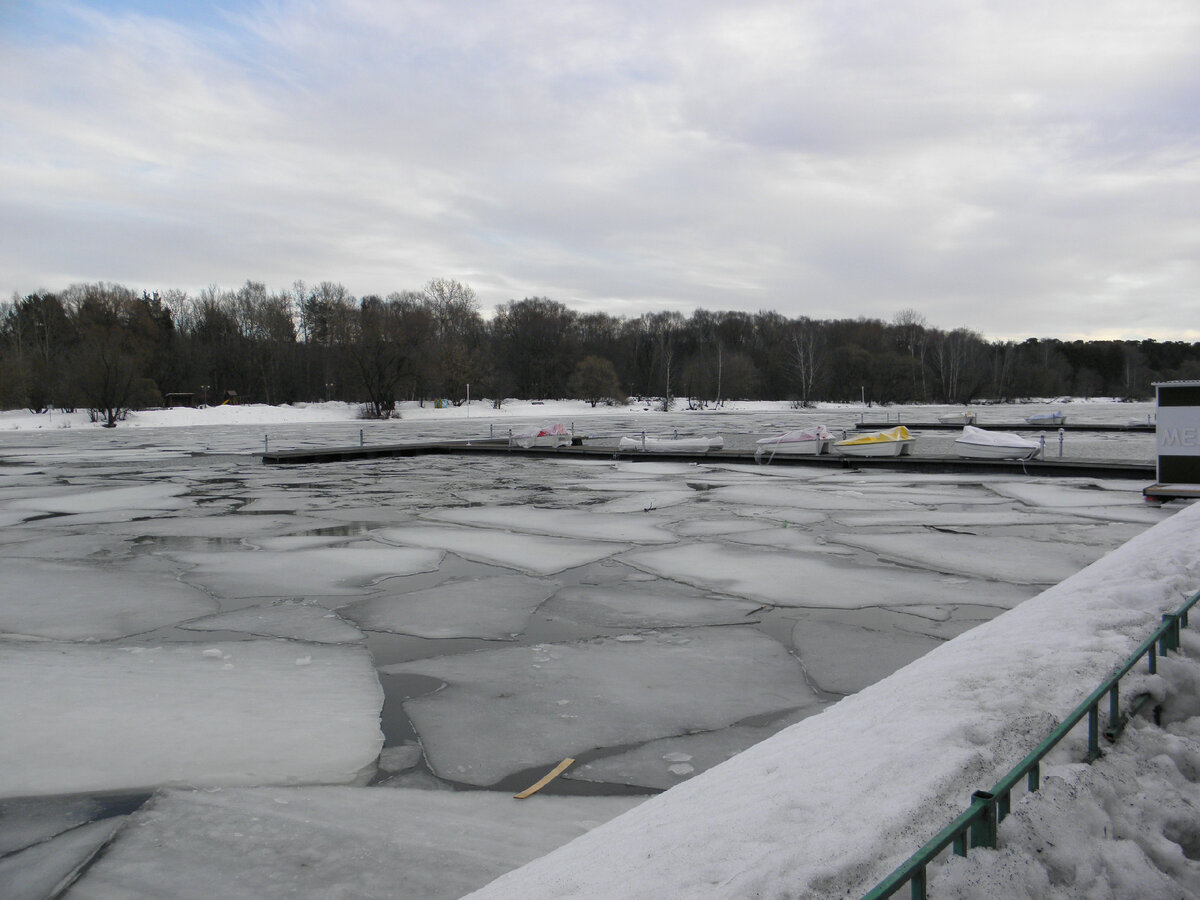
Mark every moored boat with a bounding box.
[754,426,834,459]
[510,424,571,448]
[618,435,724,453]
[833,426,915,457]
[953,425,1040,460]
[1025,411,1066,426]
[938,409,976,425]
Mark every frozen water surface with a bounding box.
[0,816,124,900]
[341,575,559,639]
[379,525,630,575]
[540,585,763,629]
[0,402,1177,889]
[623,542,1035,610]
[828,532,1108,584]
[0,640,383,797]
[180,599,365,643]
[425,505,676,544]
[169,544,445,598]
[0,560,217,640]
[65,787,645,900]
[0,797,106,856]
[383,628,818,786]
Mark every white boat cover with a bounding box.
[618,435,723,453]
[755,426,832,445]
[956,425,1039,450]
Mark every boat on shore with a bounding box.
[510,424,571,448]
[953,425,1041,460]
[833,426,915,457]
[1025,411,1066,426]
[754,426,834,459]
[618,435,724,454]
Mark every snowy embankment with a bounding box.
[467,502,1200,899]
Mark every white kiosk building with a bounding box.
[1145,380,1200,501]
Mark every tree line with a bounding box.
[2,279,1195,424]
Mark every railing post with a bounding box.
[1149,643,1157,674]
[910,867,926,900]
[1087,702,1101,761]
[969,792,998,850]
[1027,760,1040,793]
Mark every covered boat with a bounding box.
[618,435,724,453]
[937,409,976,425]
[1025,410,1066,426]
[755,426,834,459]
[953,425,1040,460]
[833,426,915,457]
[509,423,571,448]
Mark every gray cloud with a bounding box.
[1,0,1197,340]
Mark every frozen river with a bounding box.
[0,400,1177,897]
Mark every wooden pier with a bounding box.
[261,439,1154,479]
[854,421,1155,433]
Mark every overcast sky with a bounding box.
[2,1,1197,341]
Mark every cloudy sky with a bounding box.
[1,0,1197,341]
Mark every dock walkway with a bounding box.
[261,439,1153,479]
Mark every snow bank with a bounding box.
[466,501,1200,899]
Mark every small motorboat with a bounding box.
[755,426,834,459]
[833,426,915,457]
[618,435,724,453]
[938,409,976,425]
[510,424,571,448]
[953,425,1040,460]
[1025,411,1066,426]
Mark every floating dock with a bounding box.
[854,422,1155,433]
[261,439,1154,480]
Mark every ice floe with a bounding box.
[424,505,676,544]
[623,543,1035,609]
[540,585,763,629]
[383,629,818,786]
[168,544,445,598]
[65,787,645,900]
[0,640,383,797]
[379,525,628,575]
[0,816,124,900]
[341,575,559,639]
[0,560,217,640]
[180,599,365,643]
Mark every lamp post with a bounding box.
[200,384,210,407]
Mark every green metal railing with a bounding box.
[862,588,1200,900]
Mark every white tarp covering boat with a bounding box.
[937,410,976,425]
[754,426,834,459]
[510,424,571,448]
[1025,410,1066,425]
[618,435,724,454]
[833,426,915,457]
[953,425,1041,460]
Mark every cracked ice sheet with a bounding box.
[541,585,763,629]
[792,619,945,695]
[0,817,125,900]
[0,640,383,798]
[566,708,818,791]
[66,787,646,900]
[706,484,924,512]
[340,575,559,639]
[379,526,628,576]
[92,513,339,540]
[0,796,105,855]
[986,481,1152,509]
[623,543,1035,610]
[169,544,444,599]
[180,600,365,643]
[0,560,218,640]
[424,506,676,544]
[383,629,817,786]
[5,483,192,517]
[828,532,1108,585]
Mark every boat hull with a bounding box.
[835,440,914,457]
[954,441,1039,460]
[619,436,724,453]
[755,438,833,456]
